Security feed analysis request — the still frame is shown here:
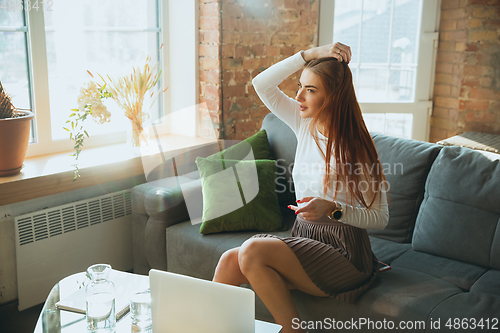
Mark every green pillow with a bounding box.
[206,129,275,161]
[206,129,293,205]
[195,157,286,235]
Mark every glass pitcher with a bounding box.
[86,264,116,333]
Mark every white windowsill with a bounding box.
[0,134,215,206]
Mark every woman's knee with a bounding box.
[214,248,244,284]
[238,238,273,274]
[217,248,240,270]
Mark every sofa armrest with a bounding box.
[131,172,203,274]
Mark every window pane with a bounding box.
[0,8,24,26]
[357,69,387,102]
[0,32,30,109]
[388,69,414,101]
[359,0,391,64]
[333,0,361,56]
[43,0,161,141]
[83,0,159,28]
[43,0,158,28]
[363,113,413,139]
[0,13,33,143]
[334,0,422,103]
[391,0,420,64]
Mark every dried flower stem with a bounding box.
[96,56,162,147]
[65,56,165,182]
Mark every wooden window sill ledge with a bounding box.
[0,134,214,206]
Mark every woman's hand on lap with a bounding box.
[302,42,352,64]
[288,197,336,220]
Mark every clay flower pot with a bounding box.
[0,110,35,176]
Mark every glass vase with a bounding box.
[126,121,142,156]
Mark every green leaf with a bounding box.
[70,108,79,111]
[70,113,76,117]
[63,127,69,131]
[65,120,70,123]
[84,130,89,138]
[70,133,73,140]
[71,122,74,130]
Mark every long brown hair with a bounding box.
[303,58,390,209]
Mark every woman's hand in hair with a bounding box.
[288,197,337,220]
[303,43,352,64]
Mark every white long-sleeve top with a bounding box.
[252,51,389,230]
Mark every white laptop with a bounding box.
[149,269,282,333]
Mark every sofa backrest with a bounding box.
[369,134,442,243]
[261,113,298,206]
[412,146,500,269]
[145,142,222,182]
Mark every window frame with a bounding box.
[20,0,173,158]
[319,0,440,141]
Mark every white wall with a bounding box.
[0,175,145,306]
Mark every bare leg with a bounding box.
[213,247,249,286]
[214,247,296,289]
[239,238,329,333]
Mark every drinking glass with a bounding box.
[130,289,152,332]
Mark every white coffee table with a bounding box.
[34,271,282,333]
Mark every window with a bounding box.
[0,0,166,157]
[0,9,32,140]
[319,0,440,141]
[45,0,161,141]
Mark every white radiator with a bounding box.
[14,190,134,310]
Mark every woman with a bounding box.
[212,43,390,333]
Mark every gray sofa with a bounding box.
[131,113,500,332]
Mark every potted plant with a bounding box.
[0,81,34,176]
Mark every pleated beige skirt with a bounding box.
[249,213,379,304]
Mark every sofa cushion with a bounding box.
[412,147,500,269]
[470,269,500,296]
[195,157,285,235]
[369,134,442,243]
[166,206,296,280]
[391,249,488,291]
[210,127,294,206]
[291,268,461,332]
[369,236,412,264]
[427,293,500,331]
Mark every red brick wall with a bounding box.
[430,0,500,143]
[199,0,319,140]
[199,0,222,139]
[201,1,499,143]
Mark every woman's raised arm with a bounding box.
[251,51,306,136]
